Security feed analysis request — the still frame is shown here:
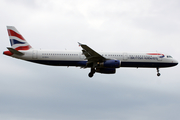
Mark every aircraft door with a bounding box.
[32,50,38,59]
[123,53,128,60]
[157,56,162,61]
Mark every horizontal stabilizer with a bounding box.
[7,47,24,56]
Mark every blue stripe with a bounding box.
[28,60,87,66]
[121,61,177,68]
[10,39,25,45]
[27,60,177,68]
[10,39,13,46]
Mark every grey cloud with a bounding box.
[1,71,180,120]
[0,0,180,120]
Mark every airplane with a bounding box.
[3,26,178,78]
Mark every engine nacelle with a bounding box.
[99,60,120,68]
[96,68,116,74]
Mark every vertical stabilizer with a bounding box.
[7,26,32,50]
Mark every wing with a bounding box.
[78,42,106,67]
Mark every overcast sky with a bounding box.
[1,0,180,120]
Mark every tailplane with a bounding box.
[7,26,32,50]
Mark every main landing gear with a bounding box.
[88,68,96,78]
[156,67,161,77]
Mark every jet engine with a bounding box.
[99,60,120,68]
[96,68,116,74]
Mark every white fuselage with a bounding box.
[5,26,178,77]
[11,49,178,68]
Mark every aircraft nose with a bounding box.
[173,59,178,66]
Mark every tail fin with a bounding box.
[7,26,32,50]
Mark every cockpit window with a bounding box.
[167,55,173,58]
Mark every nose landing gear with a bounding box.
[156,68,161,76]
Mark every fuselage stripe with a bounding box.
[27,60,178,68]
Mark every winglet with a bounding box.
[78,42,82,46]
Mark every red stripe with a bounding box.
[7,29,25,41]
[3,51,13,56]
[147,53,162,55]
[15,45,31,50]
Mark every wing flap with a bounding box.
[79,42,106,62]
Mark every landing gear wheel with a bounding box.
[88,72,94,78]
[88,68,96,78]
[157,73,161,76]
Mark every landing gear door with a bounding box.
[32,50,38,59]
